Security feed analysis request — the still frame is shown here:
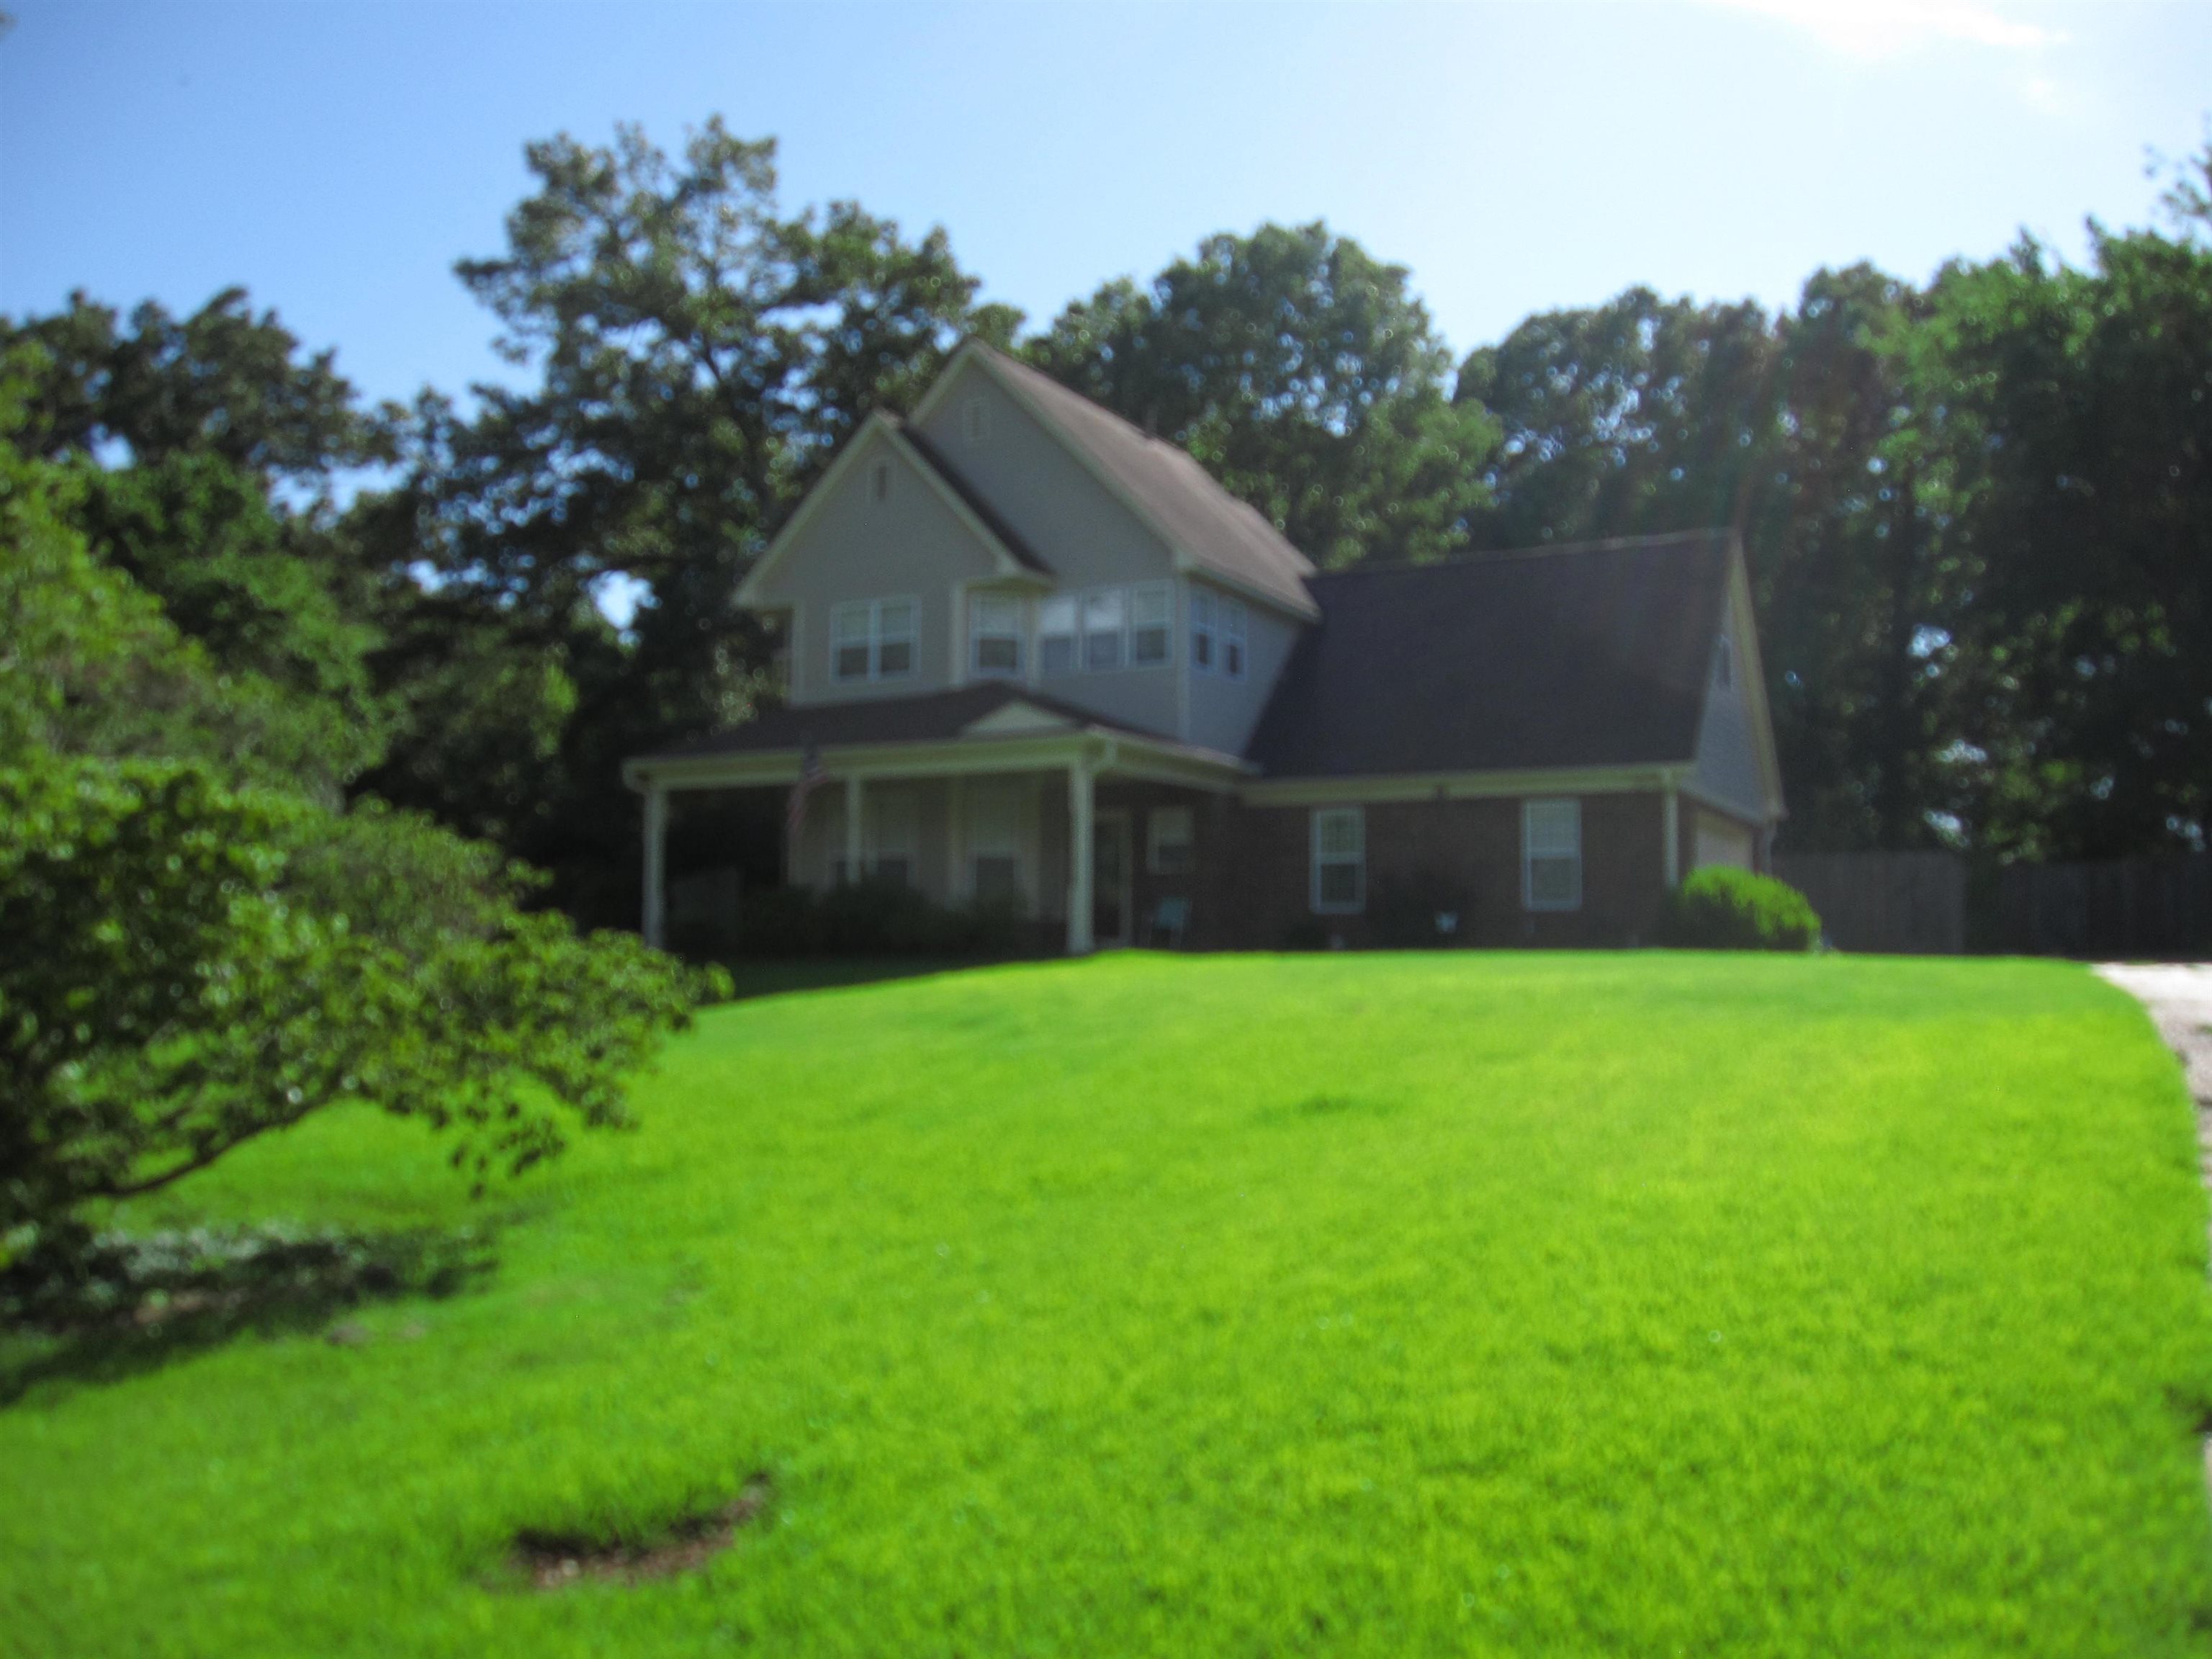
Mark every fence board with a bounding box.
[1773,852,1966,956]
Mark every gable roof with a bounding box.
[925,344,1321,620]
[734,413,1046,607]
[1247,531,1740,779]
[631,682,1174,763]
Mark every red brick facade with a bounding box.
[1096,784,1719,951]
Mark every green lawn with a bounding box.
[6,953,2212,1656]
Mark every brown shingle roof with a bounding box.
[1248,531,1737,778]
[978,347,1320,619]
[896,421,1051,575]
[634,683,1173,762]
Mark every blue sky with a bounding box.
[4,1,2208,413]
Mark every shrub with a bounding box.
[1655,867,1822,952]
[729,879,1030,959]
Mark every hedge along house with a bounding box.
[621,341,1785,953]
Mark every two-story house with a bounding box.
[621,341,1785,952]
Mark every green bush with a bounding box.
[729,878,1030,959]
[1655,867,1822,952]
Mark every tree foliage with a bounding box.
[364,122,1017,917]
[1030,222,1498,568]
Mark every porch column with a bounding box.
[845,773,866,884]
[1661,778,1681,888]
[1066,757,1095,955]
[641,779,668,948]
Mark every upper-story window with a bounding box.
[1714,634,1734,690]
[961,397,988,444]
[1082,588,1125,671]
[1038,583,1172,675]
[832,597,917,683]
[868,459,891,503]
[1192,589,1247,680]
[969,593,1023,678]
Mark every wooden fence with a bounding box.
[1773,852,1966,955]
[1771,850,2212,958]
[1982,855,2212,959]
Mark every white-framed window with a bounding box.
[830,597,917,683]
[1192,589,1247,678]
[1130,583,1171,666]
[1310,806,1364,914]
[1714,634,1734,690]
[1039,594,1077,675]
[961,397,987,445]
[1082,588,1125,672]
[1523,799,1583,911]
[969,593,1023,678]
[967,784,1025,907]
[1148,805,1195,875]
[868,459,891,503]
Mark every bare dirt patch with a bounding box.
[511,1475,773,1590]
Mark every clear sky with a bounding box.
[4,1,2208,412]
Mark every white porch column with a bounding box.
[1066,757,1095,955]
[642,780,669,948]
[1661,778,1681,888]
[844,773,866,884]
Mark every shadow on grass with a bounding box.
[714,956,1002,1002]
[0,1224,495,1408]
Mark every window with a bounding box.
[1192,589,1246,678]
[870,788,917,888]
[1310,807,1364,913]
[961,397,987,445]
[832,602,872,681]
[1082,588,1125,671]
[1148,806,1194,875]
[1522,799,1582,911]
[830,598,917,683]
[868,459,891,503]
[1714,634,1734,690]
[970,593,1023,678]
[1130,583,1171,666]
[1039,594,1077,675]
[968,785,1024,907]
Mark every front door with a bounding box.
[1092,811,1131,946]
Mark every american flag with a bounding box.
[786,741,827,841]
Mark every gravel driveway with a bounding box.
[2097,963,2212,1108]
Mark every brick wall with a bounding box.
[1206,791,1673,950]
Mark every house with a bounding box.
[621,342,1785,953]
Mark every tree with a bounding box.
[1910,210,2212,858]
[1030,222,1497,568]
[369,122,1017,919]
[0,379,706,1254]
[0,755,696,1238]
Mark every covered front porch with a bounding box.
[623,698,1249,956]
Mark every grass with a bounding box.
[6,951,2212,1656]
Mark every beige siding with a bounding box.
[1185,580,1303,758]
[1690,585,1770,822]
[917,359,1183,739]
[747,426,1004,707]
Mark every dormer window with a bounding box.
[1192,589,1247,680]
[961,397,987,444]
[832,597,917,683]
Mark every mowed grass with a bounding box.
[6,953,2212,1657]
